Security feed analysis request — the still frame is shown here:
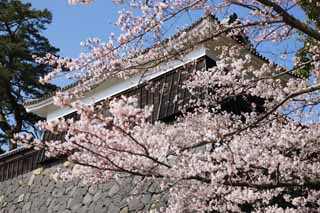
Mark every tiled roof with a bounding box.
[0,147,27,160]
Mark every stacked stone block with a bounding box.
[0,163,164,213]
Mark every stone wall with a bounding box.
[0,161,164,213]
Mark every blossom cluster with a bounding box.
[18,0,320,212]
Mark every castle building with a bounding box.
[0,15,290,213]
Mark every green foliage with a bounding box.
[294,38,316,79]
[294,0,320,78]
[0,0,59,151]
[298,0,320,28]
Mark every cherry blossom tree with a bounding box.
[17,0,320,212]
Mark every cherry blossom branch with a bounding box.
[257,59,313,80]
[255,0,320,41]
[71,159,164,178]
[112,125,172,168]
[69,139,166,177]
[182,82,320,151]
[62,122,172,169]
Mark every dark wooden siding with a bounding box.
[0,56,215,182]
[0,148,46,181]
[119,56,214,122]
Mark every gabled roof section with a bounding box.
[23,15,297,119]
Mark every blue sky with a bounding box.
[22,0,120,58]
[22,0,126,86]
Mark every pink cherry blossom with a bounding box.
[19,0,320,211]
